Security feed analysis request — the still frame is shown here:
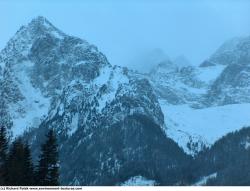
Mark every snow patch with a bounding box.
[68,113,79,136]
[197,65,225,84]
[120,176,156,186]
[75,61,87,66]
[173,80,206,95]
[10,61,50,138]
[244,141,250,149]
[93,66,112,87]
[51,30,64,40]
[58,103,64,116]
[95,66,129,112]
[241,137,250,150]
[194,173,217,186]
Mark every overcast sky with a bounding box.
[1,0,250,71]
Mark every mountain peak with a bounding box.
[30,16,50,24]
[26,16,63,36]
[201,35,250,67]
[6,16,65,44]
[29,16,54,28]
[0,16,66,60]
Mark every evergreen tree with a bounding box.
[22,143,35,185]
[0,126,8,185]
[5,139,34,185]
[37,129,59,186]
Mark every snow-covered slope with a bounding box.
[196,65,226,85]
[160,100,250,155]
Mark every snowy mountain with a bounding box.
[201,36,250,106]
[147,36,250,155]
[1,16,250,185]
[0,16,190,185]
[201,36,250,67]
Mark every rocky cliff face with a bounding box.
[148,59,205,106]
[203,36,250,106]
[0,16,110,137]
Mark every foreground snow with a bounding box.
[160,100,250,154]
[120,176,156,186]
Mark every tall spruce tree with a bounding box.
[5,139,34,185]
[0,126,8,185]
[37,129,59,186]
[22,143,35,185]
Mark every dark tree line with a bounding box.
[0,126,59,186]
[191,126,250,186]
